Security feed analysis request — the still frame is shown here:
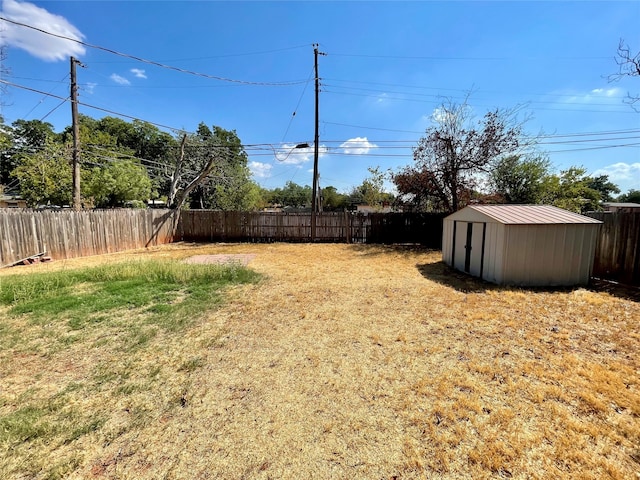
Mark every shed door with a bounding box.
[453,221,485,277]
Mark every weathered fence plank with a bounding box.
[586,211,640,285]
[3,209,637,285]
[176,211,446,247]
[0,209,176,267]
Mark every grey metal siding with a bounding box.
[502,224,598,286]
[442,219,454,265]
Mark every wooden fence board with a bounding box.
[586,212,640,285]
[3,209,637,285]
[175,211,446,247]
[0,209,177,267]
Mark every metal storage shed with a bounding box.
[442,205,602,286]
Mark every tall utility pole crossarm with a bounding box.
[70,56,81,210]
[311,43,326,241]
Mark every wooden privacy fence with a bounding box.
[4,209,636,286]
[0,209,176,267]
[176,211,446,247]
[586,211,640,286]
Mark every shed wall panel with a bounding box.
[442,219,454,265]
[468,222,484,277]
[453,222,468,272]
[502,224,598,286]
[481,223,503,284]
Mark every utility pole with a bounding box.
[70,56,81,210]
[311,43,325,241]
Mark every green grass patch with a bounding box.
[0,259,260,347]
[0,405,51,444]
[0,258,261,479]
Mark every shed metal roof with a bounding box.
[465,205,602,224]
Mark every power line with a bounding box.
[539,135,640,145]
[280,65,315,143]
[5,80,639,158]
[0,16,308,87]
[539,128,640,138]
[2,79,182,131]
[323,120,640,139]
[90,44,311,63]
[327,52,609,61]
[323,90,636,114]
[40,97,69,121]
[324,121,423,134]
[4,79,289,147]
[21,74,69,119]
[544,142,640,153]
[323,83,628,107]
[324,77,628,100]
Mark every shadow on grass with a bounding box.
[416,260,499,294]
[588,279,640,303]
[417,259,640,302]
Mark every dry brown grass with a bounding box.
[1,242,639,479]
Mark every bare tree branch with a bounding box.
[167,133,187,207]
[608,39,640,111]
[172,151,219,210]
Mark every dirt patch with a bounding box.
[182,254,257,266]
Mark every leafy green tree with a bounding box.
[322,186,348,211]
[539,167,602,213]
[70,115,176,163]
[617,189,640,203]
[488,155,551,204]
[83,160,152,208]
[349,167,394,210]
[67,115,176,201]
[585,175,620,202]
[176,123,255,210]
[2,119,58,186]
[12,140,72,207]
[11,117,153,208]
[0,116,14,185]
[11,119,58,148]
[271,181,312,208]
[361,166,385,207]
[6,114,259,210]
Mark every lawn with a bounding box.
[0,243,638,479]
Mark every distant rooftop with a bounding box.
[602,202,640,207]
[467,204,602,225]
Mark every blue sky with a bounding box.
[1,0,639,194]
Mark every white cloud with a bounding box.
[340,137,378,155]
[83,82,97,94]
[249,161,272,178]
[1,0,86,61]
[274,143,327,165]
[563,87,624,104]
[431,106,458,125]
[110,74,130,86]
[376,93,389,104]
[130,68,147,79]
[590,88,621,97]
[594,162,640,192]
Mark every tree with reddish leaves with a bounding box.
[392,98,524,213]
